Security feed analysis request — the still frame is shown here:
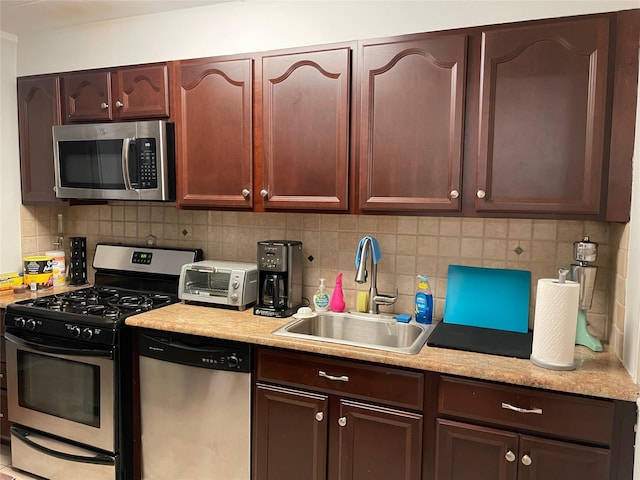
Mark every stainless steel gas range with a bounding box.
[4,243,202,480]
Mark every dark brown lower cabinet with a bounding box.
[435,419,610,480]
[253,347,424,480]
[254,384,328,480]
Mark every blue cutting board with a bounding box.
[443,265,531,333]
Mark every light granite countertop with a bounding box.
[125,303,640,403]
[0,284,89,308]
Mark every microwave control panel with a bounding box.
[134,138,157,189]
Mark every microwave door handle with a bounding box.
[122,136,133,190]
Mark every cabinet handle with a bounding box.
[338,416,347,427]
[315,412,324,422]
[115,100,124,108]
[450,190,459,199]
[260,189,268,198]
[521,454,532,466]
[501,402,543,415]
[242,189,250,198]
[100,102,108,110]
[476,189,486,199]
[505,450,515,462]
[318,370,349,382]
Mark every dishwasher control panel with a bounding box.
[138,330,251,373]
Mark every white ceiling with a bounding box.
[0,0,232,36]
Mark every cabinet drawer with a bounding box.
[438,376,614,445]
[256,348,424,410]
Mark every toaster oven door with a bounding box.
[182,268,231,300]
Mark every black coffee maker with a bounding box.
[254,240,303,318]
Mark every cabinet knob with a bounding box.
[450,189,459,199]
[242,189,250,198]
[476,189,486,199]
[505,450,516,462]
[260,189,268,198]
[338,416,347,427]
[521,454,532,466]
[315,412,324,422]
[115,100,124,108]
[100,102,109,110]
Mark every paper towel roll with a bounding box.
[530,278,580,371]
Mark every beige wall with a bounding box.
[21,203,619,352]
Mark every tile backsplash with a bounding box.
[20,203,624,357]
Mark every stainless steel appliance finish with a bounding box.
[11,426,116,480]
[4,243,203,480]
[138,330,251,480]
[254,240,303,318]
[53,120,175,201]
[178,260,258,310]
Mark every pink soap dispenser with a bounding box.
[329,273,346,313]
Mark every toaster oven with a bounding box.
[178,261,258,310]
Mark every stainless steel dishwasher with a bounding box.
[137,329,251,480]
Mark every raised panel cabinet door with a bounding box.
[175,57,253,208]
[476,17,610,214]
[254,383,328,480]
[61,70,113,122]
[333,399,423,480]
[17,75,66,205]
[261,46,350,210]
[112,64,170,119]
[358,34,467,212]
[435,419,518,480]
[517,435,610,480]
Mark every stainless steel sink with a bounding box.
[272,312,434,354]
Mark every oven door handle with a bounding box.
[5,332,113,359]
[11,426,115,466]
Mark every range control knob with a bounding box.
[14,317,26,328]
[26,319,37,330]
[227,355,239,369]
[82,328,93,340]
[70,326,81,338]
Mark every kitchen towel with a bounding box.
[530,278,580,370]
[444,265,531,333]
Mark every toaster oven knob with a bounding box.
[26,319,37,330]
[232,281,240,289]
[82,328,93,340]
[14,317,25,328]
[70,326,81,338]
[230,293,239,302]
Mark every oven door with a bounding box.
[5,331,115,453]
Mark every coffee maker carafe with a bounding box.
[254,240,303,318]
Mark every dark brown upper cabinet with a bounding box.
[174,57,253,208]
[474,17,610,215]
[258,44,351,211]
[17,75,66,205]
[357,33,467,212]
[61,63,170,123]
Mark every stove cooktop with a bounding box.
[8,287,176,327]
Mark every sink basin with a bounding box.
[272,312,434,354]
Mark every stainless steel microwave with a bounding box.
[52,120,175,201]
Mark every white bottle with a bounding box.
[313,278,330,312]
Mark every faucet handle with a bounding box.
[373,285,398,306]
